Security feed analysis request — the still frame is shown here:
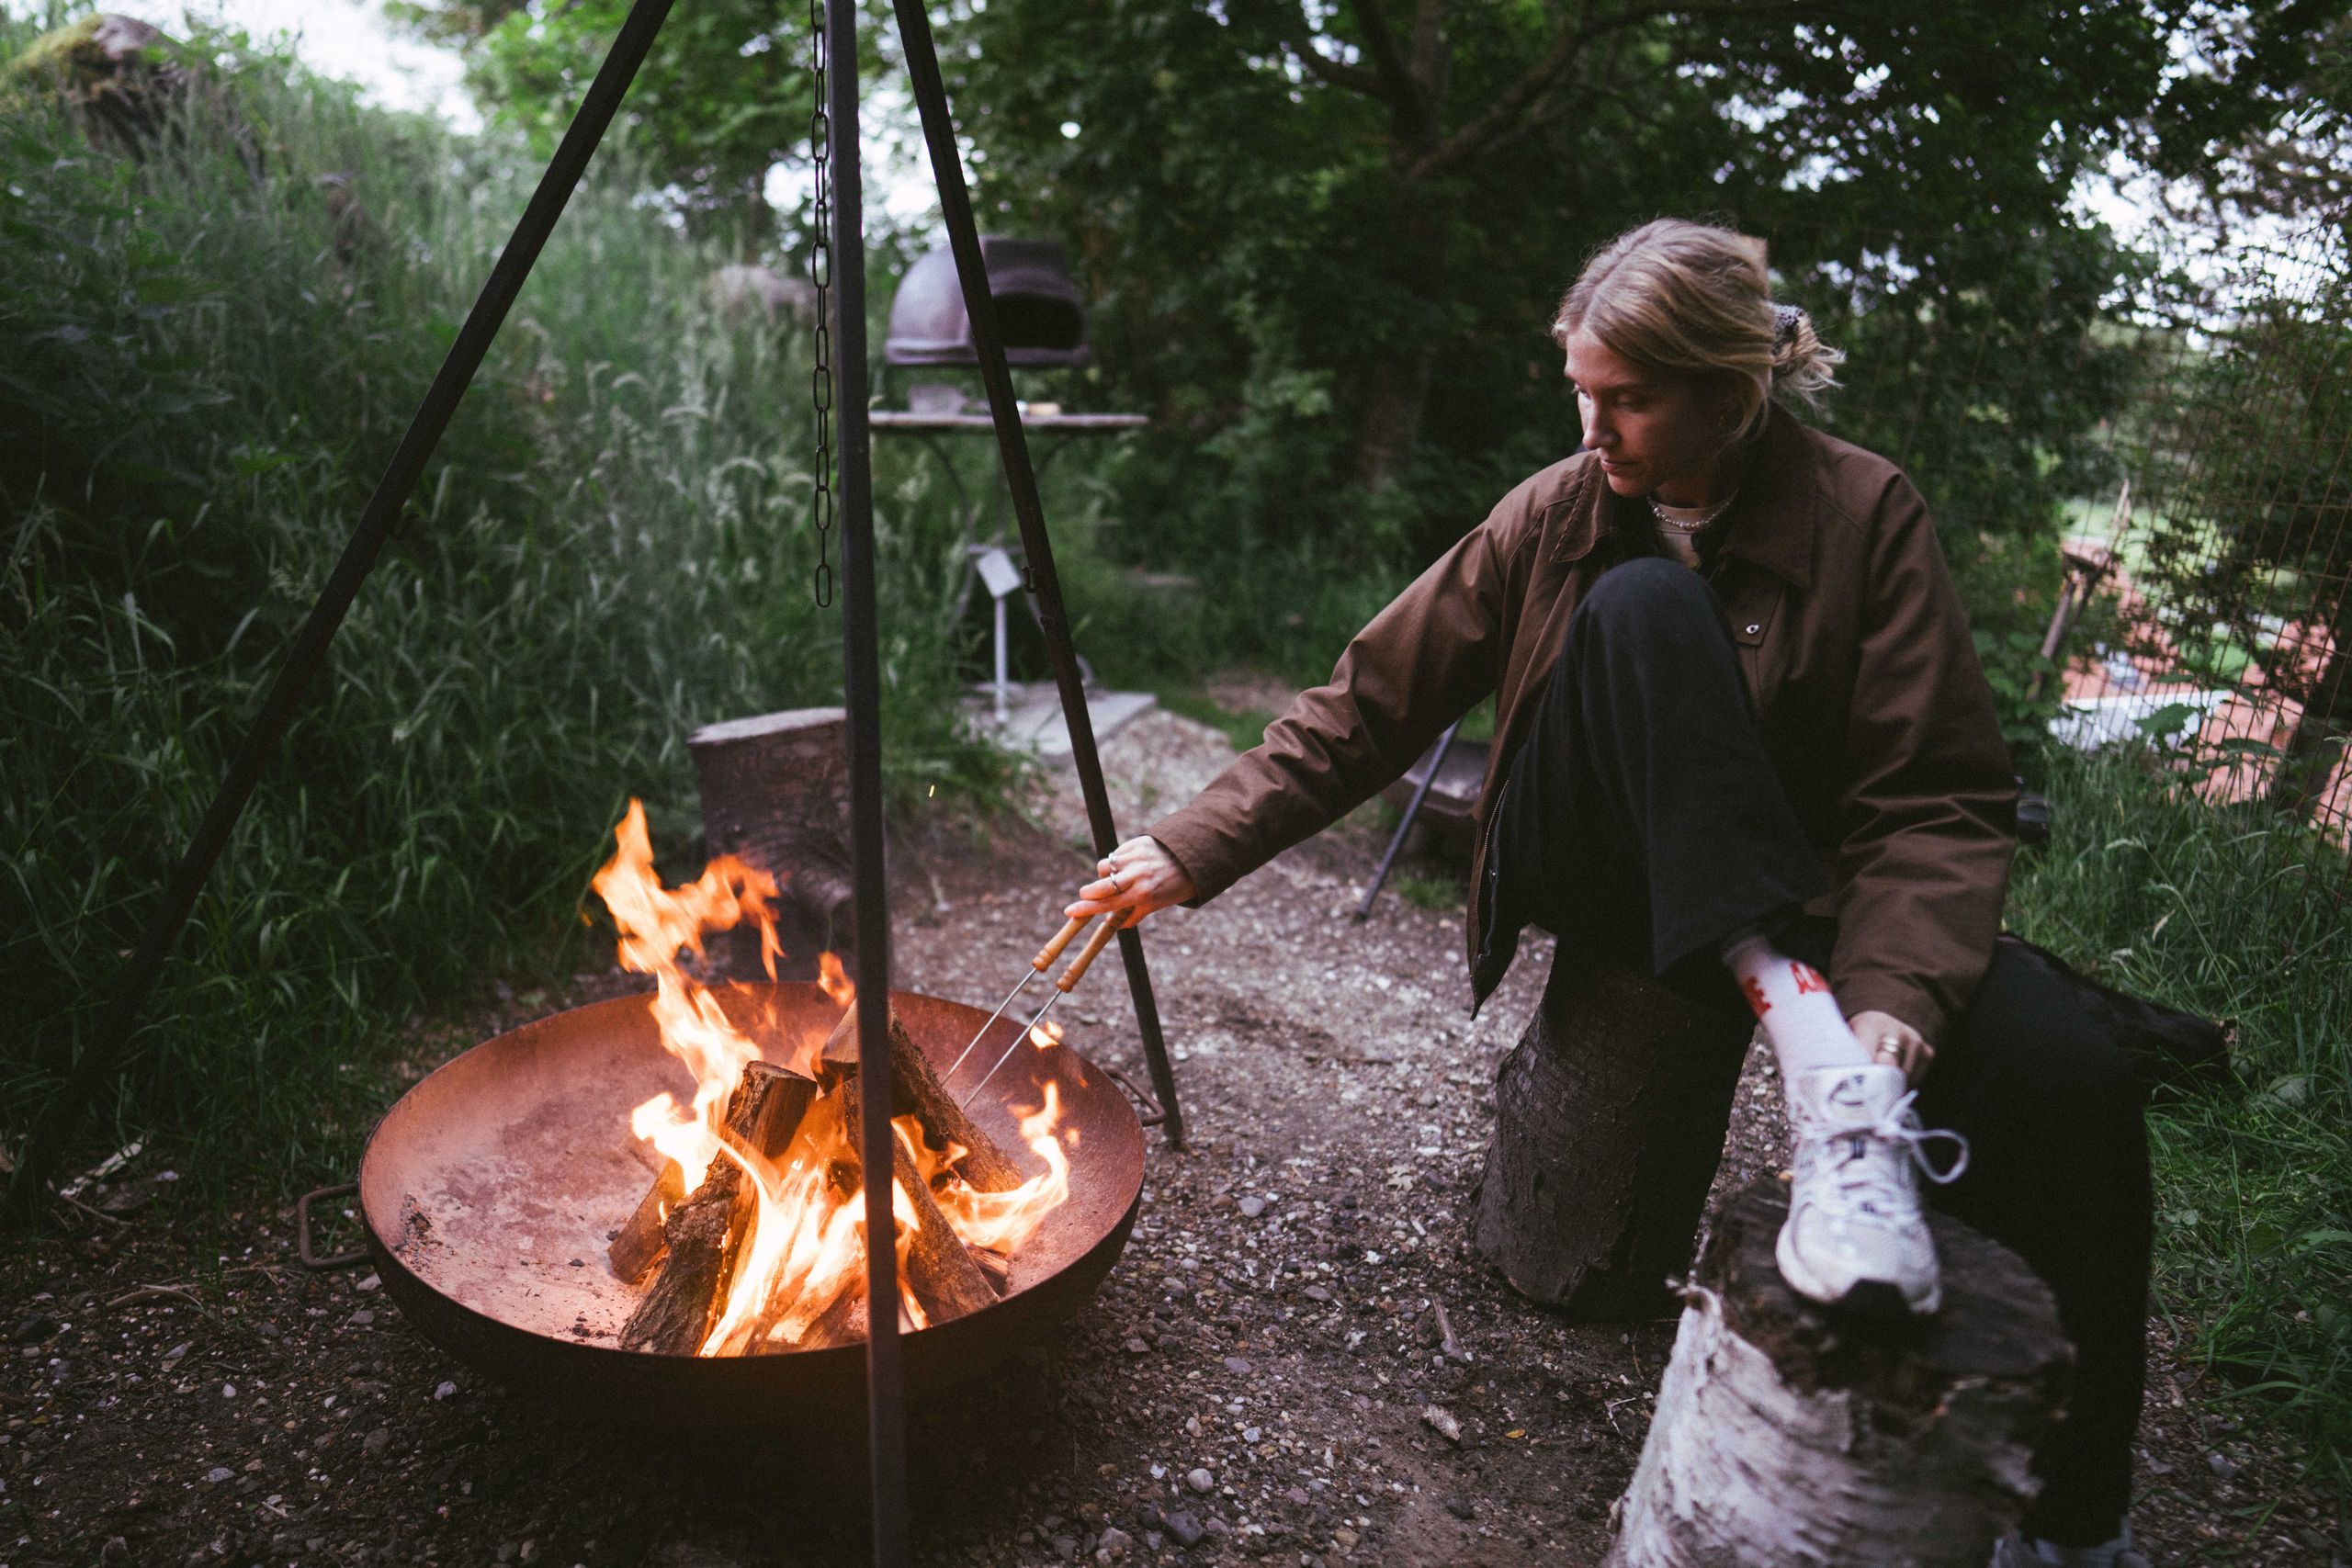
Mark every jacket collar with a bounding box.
[1543,402,1819,589]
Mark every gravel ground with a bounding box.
[4,705,2345,1567]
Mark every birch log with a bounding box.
[1605,1180,2071,1568]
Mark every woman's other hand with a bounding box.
[1069,835,1195,927]
[1849,1010,1934,1086]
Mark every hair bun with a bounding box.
[1770,303,1811,367]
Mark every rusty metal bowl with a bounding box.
[358,983,1143,1425]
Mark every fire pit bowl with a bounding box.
[358,983,1143,1426]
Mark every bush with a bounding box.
[2007,744,2352,1482]
[0,18,998,1193]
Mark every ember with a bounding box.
[592,801,1072,1357]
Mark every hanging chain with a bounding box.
[807,0,835,608]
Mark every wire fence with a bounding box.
[2046,218,2352,870]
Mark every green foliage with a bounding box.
[2007,746,2352,1481]
[0,20,997,1191]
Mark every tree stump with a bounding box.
[1606,1180,2072,1568]
[1473,959,1752,1318]
[689,709,854,982]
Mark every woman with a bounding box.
[1069,220,2154,1567]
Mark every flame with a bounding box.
[590,799,1073,1357]
[1028,1017,1066,1051]
[818,950,854,1009]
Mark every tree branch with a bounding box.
[1244,0,1390,101]
[1351,0,1430,133]
[1405,0,1810,182]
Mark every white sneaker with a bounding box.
[1778,1063,1969,1314]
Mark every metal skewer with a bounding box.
[944,913,1093,1082]
[961,910,1129,1107]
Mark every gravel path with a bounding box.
[3,706,2341,1567]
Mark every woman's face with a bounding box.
[1563,328,1733,505]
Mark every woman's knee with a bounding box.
[1572,557,1717,643]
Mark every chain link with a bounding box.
[807,0,834,608]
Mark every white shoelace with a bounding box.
[1800,1088,1971,1218]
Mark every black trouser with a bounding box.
[1482,558,2152,1547]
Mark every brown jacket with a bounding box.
[1148,406,2018,1044]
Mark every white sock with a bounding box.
[1722,931,1872,1079]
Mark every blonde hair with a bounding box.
[1552,219,1843,441]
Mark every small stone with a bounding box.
[356,1273,381,1292]
[2207,1451,2239,1480]
[1052,1535,1079,1562]
[1187,1467,1216,1494]
[1222,1356,1253,1375]
[347,1311,375,1327]
[10,1314,58,1344]
[495,1542,517,1564]
[203,1466,234,1484]
[1284,1488,1310,1506]
[1097,1526,1133,1558]
[1332,1526,1359,1551]
[1303,1286,1332,1303]
[1420,1404,1463,1444]
[1243,1426,1261,1443]
[1124,1337,1151,1356]
[221,1383,237,1399]
[1166,1512,1204,1548]
[1238,1196,1266,1219]
[362,1427,390,1458]
[518,1543,540,1565]
[435,1381,458,1401]
[1442,1495,1476,1521]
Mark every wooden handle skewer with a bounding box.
[945,912,1095,1083]
[963,911,1130,1106]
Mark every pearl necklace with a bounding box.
[1648,491,1736,532]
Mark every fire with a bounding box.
[591,799,1073,1357]
[1029,1018,1066,1051]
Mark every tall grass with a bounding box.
[1,20,1002,1192]
[2007,745,2352,1485]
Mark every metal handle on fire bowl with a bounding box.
[297,1181,370,1270]
[1102,1063,1168,1129]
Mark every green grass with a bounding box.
[2007,745,2352,1487]
[1,18,1005,1197]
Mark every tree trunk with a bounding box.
[1606,1180,2071,1567]
[689,708,854,982]
[1472,959,1751,1320]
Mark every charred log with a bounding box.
[822,1004,1026,1192]
[605,1158,683,1283]
[1605,1179,2070,1566]
[836,1069,1002,1325]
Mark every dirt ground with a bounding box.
[4,705,2345,1568]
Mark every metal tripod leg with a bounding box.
[891,0,1185,1145]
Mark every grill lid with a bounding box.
[885,237,1091,368]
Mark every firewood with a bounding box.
[605,1158,684,1282]
[617,1061,816,1355]
[836,1070,1002,1325]
[1604,1179,2070,1567]
[822,1004,1025,1192]
[608,1062,813,1285]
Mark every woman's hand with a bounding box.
[1849,1010,1934,1086]
[1068,835,1195,928]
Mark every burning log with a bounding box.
[1605,1179,2070,1566]
[821,1004,1026,1192]
[618,1062,816,1355]
[835,1069,1002,1325]
[608,1063,814,1284]
[605,1158,684,1282]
